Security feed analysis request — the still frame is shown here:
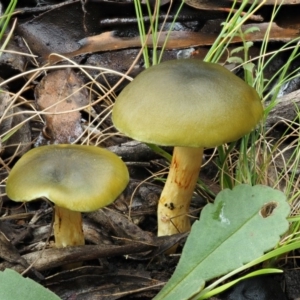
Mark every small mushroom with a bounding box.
[112,59,263,237]
[6,144,129,248]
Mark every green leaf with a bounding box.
[243,26,260,35]
[243,62,255,73]
[245,41,254,49]
[230,46,245,55]
[0,269,61,300]
[227,56,244,64]
[154,184,290,300]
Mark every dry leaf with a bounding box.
[35,69,88,144]
[4,107,31,156]
[0,90,31,156]
[49,22,300,63]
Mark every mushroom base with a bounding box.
[54,205,85,248]
[157,146,204,237]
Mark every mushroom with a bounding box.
[6,144,129,248]
[112,59,263,237]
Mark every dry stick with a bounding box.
[0,231,44,280]
[107,141,163,162]
[15,0,81,14]
[266,89,300,127]
[21,202,55,277]
[0,242,156,272]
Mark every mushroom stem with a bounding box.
[54,205,85,248]
[157,146,204,236]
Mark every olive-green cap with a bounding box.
[6,144,129,212]
[112,59,263,148]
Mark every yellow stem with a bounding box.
[157,146,204,236]
[54,205,84,248]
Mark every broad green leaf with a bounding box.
[0,269,61,300]
[154,184,290,300]
[205,241,300,294]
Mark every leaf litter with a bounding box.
[0,0,300,299]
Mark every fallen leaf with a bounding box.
[48,22,300,63]
[35,69,88,144]
[184,0,263,21]
[0,89,31,156]
[4,107,31,157]
[233,0,300,4]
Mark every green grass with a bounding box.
[0,0,18,148]
[134,0,185,66]
[0,0,17,57]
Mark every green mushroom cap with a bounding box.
[6,144,129,212]
[112,59,263,148]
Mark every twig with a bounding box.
[15,0,80,14]
[266,89,300,127]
